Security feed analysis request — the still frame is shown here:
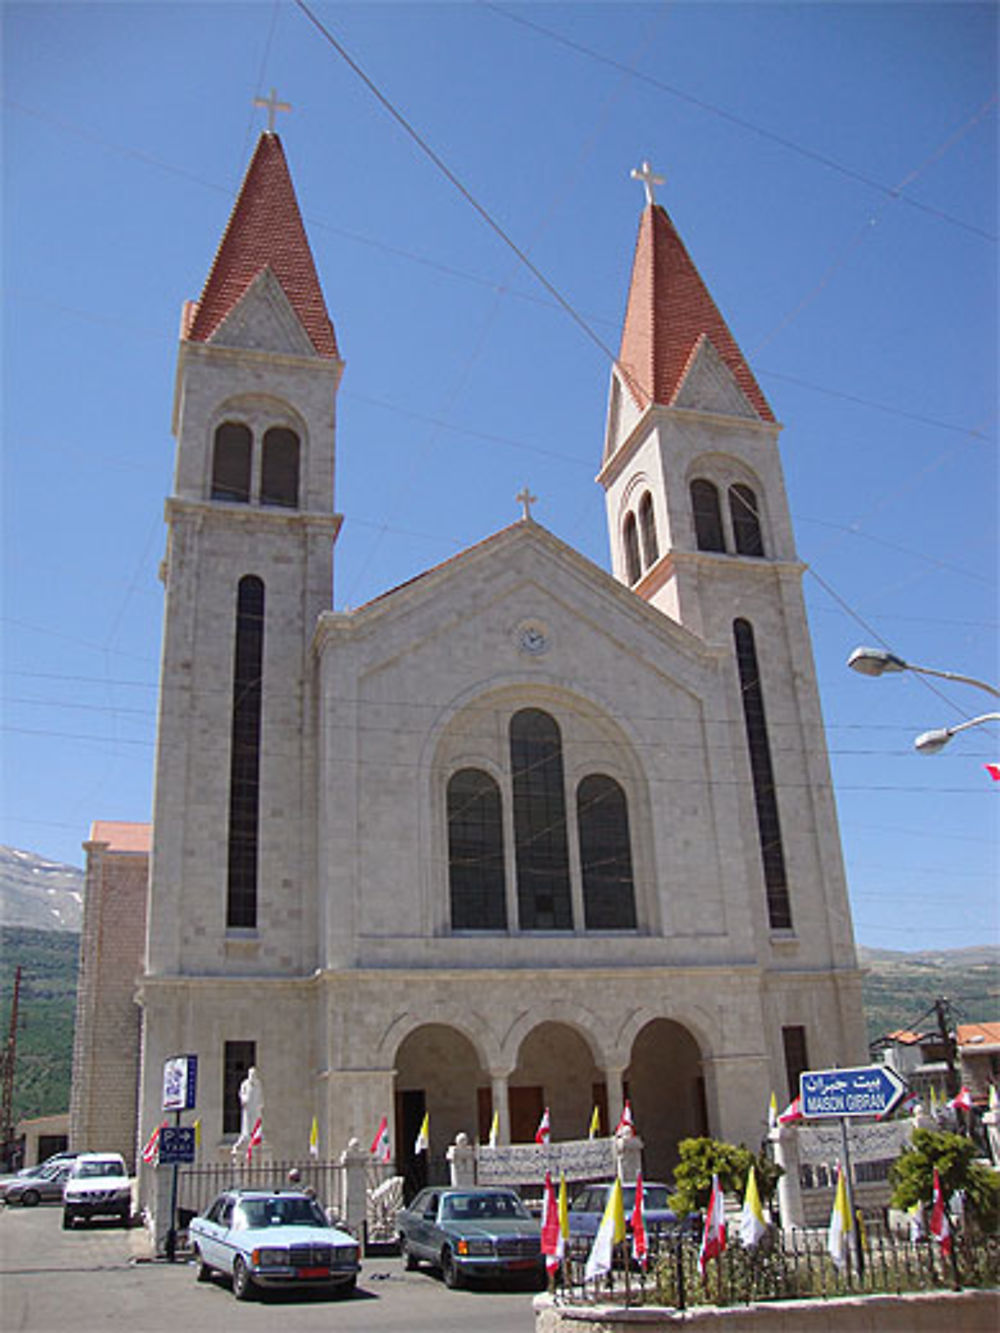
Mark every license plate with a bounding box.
[505,1258,536,1270]
[297,1266,331,1278]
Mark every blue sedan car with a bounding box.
[396,1186,544,1289]
[189,1188,361,1301]
[567,1180,678,1238]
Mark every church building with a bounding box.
[131,128,865,1186]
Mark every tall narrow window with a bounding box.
[448,768,507,930]
[638,492,659,568]
[691,479,725,552]
[734,619,792,930]
[578,775,636,930]
[782,1025,809,1102]
[260,427,300,508]
[211,422,252,503]
[227,576,264,929]
[623,513,641,585]
[223,1040,256,1134]
[510,709,572,930]
[730,483,764,556]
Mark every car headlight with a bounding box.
[252,1247,290,1266]
[457,1239,494,1257]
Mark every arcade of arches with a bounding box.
[393,1016,707,1192]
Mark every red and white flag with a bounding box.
[540,1171,565,1275]
[984,762,1000,782]
[778,1095,803,1124]
[698,1174,727,1277]
[631,1171,649,1269]
[616,1100,635,1136]
[948,1086,974,1112]
[929,1167,952,1256]
[246,1116,263,1163]
[535,1106,551,1145]
[370,1114,391,1163]
[141,1122,165,1164]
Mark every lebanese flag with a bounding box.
[948,1086,974,1112]
[698,1174,727,1277]
[540,1171,564,1274]
[535,1107,551,1145]
[985,763,1000,782]
[246,1116,262,1163]
[370,1114,391,1163]
[141,1122,165,1164]
[778,1095,803,1124]
[930,1167,952,1256]
[631,1171,649,1268]
[616,1100,635,1136]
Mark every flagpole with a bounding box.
[837,1116,863,1280]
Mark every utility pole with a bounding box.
[933,996,960,1100]
[1,966,22,1169]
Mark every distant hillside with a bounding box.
[0,845,83,931]
[857,944,1000,1046]
[1,926,79,1122]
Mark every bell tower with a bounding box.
[147,130,343,979]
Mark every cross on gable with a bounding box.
[631,159,665,207]
[254,88,292,134]
[516,487,537,521]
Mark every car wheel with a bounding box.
[441,1247,463,1290]
[334,1275,357,1298]
[400,1237,419,1271]
[193,1247,212,1283]
[20,1189,40,1207]
[232,1256,255,1301]
[62,1209,75,1230]
[119,1207,131,1227]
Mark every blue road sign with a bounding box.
[158,1126,196,1165]
[800,1065,905,1119]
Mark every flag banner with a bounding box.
[778,1095,803,1124]
[309,1116,319,1158]
[739,1164,767,1249]
[768,1091,778,1130]
[535,1107,551,1145]
[488,1109,499,1149]
[558,1172,569,1251]
[371,1114,391,1163]
[985,762,1000,781]
[698,1174,726,1276]
[827,1164,853,1270]
[414,1111,429,1155]
[588,1106,601,1139]
[615,1100,635,1135]
[141,1123,165,1164]
[948,1086,974,1111]
[193,1118,201,1150]
[584,1177,626,1281]
[247,1115,262,1163]
[631,1170,648,1268]
[930,1167,952,1256]
[541,1171,564,1274]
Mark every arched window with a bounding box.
[691,479,725,552]
[260,427,300,508]
[638,492,659,568]
[577,775,636,930]
[730,484,764,557]
[623,513,641,585]
[733,619,792,930]
[448,769,507,930]
[211,422,252,503]
[510,709,573,931]
[227,576,264,929]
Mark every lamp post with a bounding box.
[847,647,1000,753]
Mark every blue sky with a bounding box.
[2,2,996,953]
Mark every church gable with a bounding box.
[208,267,318,358]
[673,334,760,419]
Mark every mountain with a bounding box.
[0,846,84,931]
[857,944,1000,1045]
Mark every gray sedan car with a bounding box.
[396,1186,543,1289]
[1,1161,74,1206]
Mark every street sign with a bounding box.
[800,1064,905,1119]
[158,1126,196,1165]
[162,1054,198,1111]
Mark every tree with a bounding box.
[669,1137,782,1216]
[890,1128,1000,1234]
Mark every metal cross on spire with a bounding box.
[630,160,665,207]
[516,487,538,521]
[254,88,292,134]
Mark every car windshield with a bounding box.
[77,1160,125,1178]
[441,1193,529,1221]
[622,1185,671,1210]
[237,1197,327,1229]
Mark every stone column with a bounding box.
[339,1137,369,1240]
[447,1132,477,1187]
[769,1123,804,1232]
[605,1066,626,1132]
[490,1071,510,1144]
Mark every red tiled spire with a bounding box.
[616,204,773,421]
[185,133,338,358]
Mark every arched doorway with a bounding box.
[394,1024,487,1198]
[510,1021,604,1143]
[625,1019,707,1182]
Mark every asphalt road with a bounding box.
[0,1204,541,1333]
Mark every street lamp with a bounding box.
[847,646,1000,754]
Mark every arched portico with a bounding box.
[625,1018,707,1181]
[508,1020,607,1143]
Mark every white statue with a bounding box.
[231,1065,264,1158]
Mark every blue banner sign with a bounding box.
[158,1126,196,1165]
[800,1065,905,1119]
[162,1054,198,1111]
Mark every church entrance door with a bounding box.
[625,1019,707,1181]
[508,1085,544,1143]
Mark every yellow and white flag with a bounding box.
[588,1105,601,1139]
[584,1177,627,1281]
[309,1116,319,1158]
[488,1109,499,1148]
[414,1111,429,1155]
[767,1091,778,1130]
[827,1164,853,1270]
[739,1163,767,1248]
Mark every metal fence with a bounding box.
[175,1159,348,1227]
[554,1224,1000,1311]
